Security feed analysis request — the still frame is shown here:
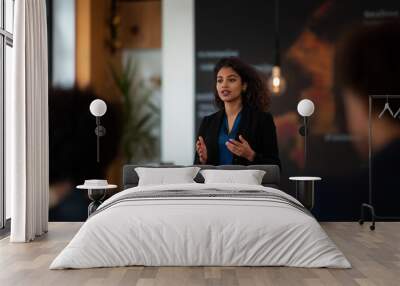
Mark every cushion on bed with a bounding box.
[200,169,266,185]
[123,165,280,189]
[135,167,201,186]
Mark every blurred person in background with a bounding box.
[313,20,400,219]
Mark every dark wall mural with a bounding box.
[49,88,122,221]
[195,0,400,220]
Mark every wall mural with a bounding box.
[195,0,400,219]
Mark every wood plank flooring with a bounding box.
[0,222,399,286]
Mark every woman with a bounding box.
[194,57,281,167]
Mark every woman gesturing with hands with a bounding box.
[196,136,208,164]
[194,57,281,168]
[225,135,255,162]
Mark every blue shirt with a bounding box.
[218,112,242,165]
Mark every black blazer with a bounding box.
[194,104,281,168]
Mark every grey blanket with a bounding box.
[90,189,310,218]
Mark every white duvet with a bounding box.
[50,183,351,269]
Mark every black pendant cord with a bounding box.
[274,0,280,66]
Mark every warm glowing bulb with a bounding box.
[267,66,286,95]
[272,77,280,87]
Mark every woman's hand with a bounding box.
[196,136,208,164]
[226,135,256,162]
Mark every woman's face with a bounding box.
[216,67,247,104]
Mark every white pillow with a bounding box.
[200,169,266,185]
[135,167,201,186]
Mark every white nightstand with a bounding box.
[289,176,321,210]
[77,180,117,216]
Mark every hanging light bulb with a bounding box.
[268,0,286,96]
[268,66,286,95]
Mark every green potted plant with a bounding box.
[110,58,160,163]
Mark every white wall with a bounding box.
[161,0,195,165]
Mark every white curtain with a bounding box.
[7,0,49,242]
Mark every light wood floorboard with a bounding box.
[0,222,399,286]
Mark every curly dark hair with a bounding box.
[213,57,271,112]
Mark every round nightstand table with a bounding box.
[289,176,321,210]
[77,180,117,216]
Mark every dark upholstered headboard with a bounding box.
[122,165,280,189]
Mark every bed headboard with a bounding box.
[122,165,280,189]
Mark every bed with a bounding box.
[50,165,351,269]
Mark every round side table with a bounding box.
[289,176,321,210]
[77,184,117,216]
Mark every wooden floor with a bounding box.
[0,222,399,286]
